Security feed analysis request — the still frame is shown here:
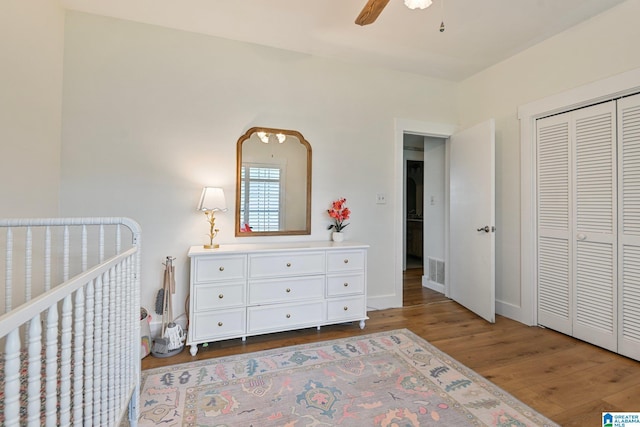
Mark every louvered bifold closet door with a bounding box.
[572,101,618,352]
[618,93,640,360]
[537,114,572,335]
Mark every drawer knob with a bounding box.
[343,259,349,264]
[286,314,291,318]
[218,322,223,326]
[286,262,292,267]
[343,306,349,311]
[218,294,224,299]
[286,288,291,293]
[343,282,349,287]
[219,266,224,271]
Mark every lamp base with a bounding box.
[203,244,220,249]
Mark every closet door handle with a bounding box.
[577,233,587,241]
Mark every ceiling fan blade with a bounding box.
[355,0,391,26]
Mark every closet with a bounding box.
[536,93,640,361]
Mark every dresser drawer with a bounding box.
[193,255,246,284]
[327,296,366,322]
[191,308,245,341]
[193,282,245,311]
[326,273,364,297]
[327,250,365,273]
[249,276,324,305]
[247,301,324,333]
[249,252,325,278]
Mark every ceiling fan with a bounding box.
[355,0,433,26]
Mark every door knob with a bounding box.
[477,226,490,232]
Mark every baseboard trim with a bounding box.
[423,276,445,294]
[367,294,402,311]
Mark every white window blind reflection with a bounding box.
[240,164,283,231]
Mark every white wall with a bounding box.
[456,0,640,322]
[0,1,64,217]
[60,12,458,319]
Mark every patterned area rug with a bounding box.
[138,329,559,426]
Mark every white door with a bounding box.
[449,119,496,323]
[536,113,572,335]
[572,101,617,352]
[536,101,618,353]
[617,93,640,361]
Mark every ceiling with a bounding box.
[59,0,627,82]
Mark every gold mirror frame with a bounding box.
[235,127,312,237]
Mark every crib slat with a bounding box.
[73,286,85,426]
[63,225,70,281]
[4,329,21,426]
[60,295,73,425]
[114,263,122,413]
[108,266,117,424]
[120,262,127,411]
[26,226,32,302]
[82,225,88,272]
[92,275,103,426]
[5,228,13,313]
[27,314,43,427]
[101,270,111,425]
[45,306,59,427]
[116,224,122,253]
[125,257,133,396]
[25,227,33,345]
[99,224,105,263]
[83,279,95,424]
[45,226,51,292]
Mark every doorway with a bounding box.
[395,119,496,322]
[403,133,447,306]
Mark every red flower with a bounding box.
[327,198,350,232]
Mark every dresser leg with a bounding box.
[190,345,198,356]
[359,320,366,329]
[242,336,246,342]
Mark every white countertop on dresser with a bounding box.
[188,241,369,256]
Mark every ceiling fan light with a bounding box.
[257,131,269,143]
[404,0,432,10]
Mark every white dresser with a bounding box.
[187,241,369,355]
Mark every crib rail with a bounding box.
[0,217,141,427]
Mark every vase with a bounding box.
[332,231,344,242]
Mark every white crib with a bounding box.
[0,217,141,426]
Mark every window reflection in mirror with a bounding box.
[235,127,311,236]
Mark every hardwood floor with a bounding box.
[143,266,640,426]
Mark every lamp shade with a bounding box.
[198,187,227,211]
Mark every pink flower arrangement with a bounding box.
[327,198,351,232]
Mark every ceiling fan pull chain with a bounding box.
[440,0,445,32]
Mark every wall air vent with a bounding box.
[428,257,445,285]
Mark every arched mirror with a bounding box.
[235,127,312,236]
